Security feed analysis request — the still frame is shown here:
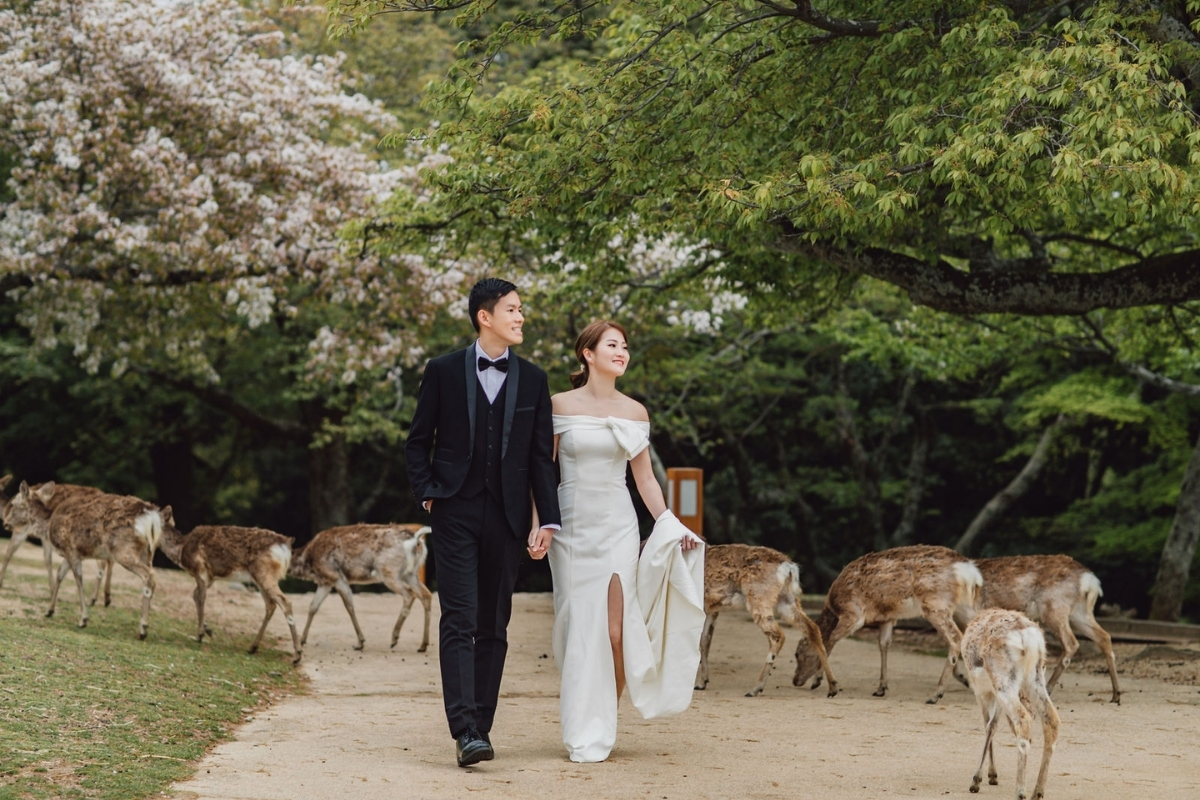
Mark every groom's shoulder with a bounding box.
[427,347,470,370]
[514,354,548,381]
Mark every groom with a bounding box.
[405,278,561,767]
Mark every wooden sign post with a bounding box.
[666,467,704,536]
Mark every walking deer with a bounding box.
[159,518,303,664]
[960,608,1060,799]
[793,544,982,704]
[0,480,112,605]
[4,481,163,639]
[289,523,431,652]
[960,555,1120,704]
[695,544,837,697]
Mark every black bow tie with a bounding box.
[478,355,509,373]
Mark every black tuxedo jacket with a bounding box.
[405,346,561,537]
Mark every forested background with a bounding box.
[4,0,1200,619]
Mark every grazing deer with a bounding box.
[960,555,1120,704]
[695,544,837,697]
[4,482,163,639]
[793,544,982,704]
[0,480,112,605]
[961,608,1060,799]
[158,518,303,664]
[289,523,431,652]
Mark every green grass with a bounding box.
[0,572,304,800]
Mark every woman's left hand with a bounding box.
[680,532,703,551]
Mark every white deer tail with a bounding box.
[1079,571,1103,613]
[775,561,802,625]
[953,561,984,613]
[134,510,163,558]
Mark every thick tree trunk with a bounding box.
[308,431,351,535]
[954,413,1066,555]
[1149,429,1200,621]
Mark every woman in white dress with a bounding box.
[527,320,706,763]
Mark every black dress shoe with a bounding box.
[479,731,494,761]
[455,729,493,767]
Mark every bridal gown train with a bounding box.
[549,414,706,763]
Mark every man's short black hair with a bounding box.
[468,278,518,332]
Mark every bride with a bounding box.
[528,320,706,763]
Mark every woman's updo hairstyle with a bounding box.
[570,320,629,389]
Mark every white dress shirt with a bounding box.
[475,340,510,403]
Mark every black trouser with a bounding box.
[431,491,524,739]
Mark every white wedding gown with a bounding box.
[549,414,706,763]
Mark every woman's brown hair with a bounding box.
[570,320,629,389]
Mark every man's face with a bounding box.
[480,291,524,348]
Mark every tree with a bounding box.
[0,0,456,530]
[332,0,1200,315]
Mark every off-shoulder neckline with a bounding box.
[552,413,649,424]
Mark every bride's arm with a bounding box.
[631,449,702,550]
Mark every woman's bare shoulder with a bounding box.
[620,395,650,422]
[551,389,584,414]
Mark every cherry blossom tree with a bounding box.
[0,0,461,529]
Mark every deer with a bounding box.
[958,555,1120,704]
[4,481,163,639]
[0,479,112,605]
[158,517,303,664]
[288,523,431,652]
[960,608,1060,799]
[695,543,837,697]
[793,544,982,704]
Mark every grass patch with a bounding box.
[0,571,304,799]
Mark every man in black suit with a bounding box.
[405,278,562,767]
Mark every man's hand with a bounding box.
[527,526,555,560]
[423,499,433,513]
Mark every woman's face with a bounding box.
[586,328,629,378]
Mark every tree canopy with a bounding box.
[332,0,1200,314]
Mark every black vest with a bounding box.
[459,378,506,502]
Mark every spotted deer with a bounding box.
[0,480,112,605]
[793,544,982,704]
[961,608,1060,799]
[959,555,1120,704]
[4,481,163,639]
[289,523,431,652]
[695,544,837,697]
[158,518,303,664]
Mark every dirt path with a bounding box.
[2,542,1198,799]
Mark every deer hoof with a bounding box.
[44,609,55,618]
[79,620,88,629]
[138,629,147,640]
[417,644,428,653]
[248,645,259,655]
[969,786,980,794]
[826,686,838,698]
[353,642,365,652]
[104,597,112,608]
[694,683,706,691]
[292,652,303,666]
[744,689,762,698]
[873,687,887,698]
[989,777,998,786]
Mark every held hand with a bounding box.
[527,526,555,560]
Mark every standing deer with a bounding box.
[695,544,837,697]
[0,480,112,605]
[289,523,431,652]
[793,544,982,704]
[4,482,163,639]
[960,608,1060,799]
[158,518,303,664]
[960,555,1120,704]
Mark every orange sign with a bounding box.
[666,467,703,537]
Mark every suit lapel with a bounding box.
[502,354,519,459]
[464,346,477,454]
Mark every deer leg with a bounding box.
[333,576,366,650]
[747,608,785,697]
[795,611,838,697]
[970,703,1001,793]
[1032,685,1060,799]
[874,620,895,697]
[89,560,107,607]
[1042,609,1079,695]
[249,586,278,655]
[811,614,859,691]
[46,558,72,618]
[926,609,965,705]
[0,527,30,591]
[381,570,416,650]
[695,612,718,690]
[1002,694,1034,800]
[193,579,209,642]
[261,582,301,664]
[300,584,332,646]
[123,560,156,640]
[41,535,54,592]
[67,555,89,628]
[101,559,113,607]
[416,578,432,653]
[1070,611,1121,704]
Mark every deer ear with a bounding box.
[0,475,11,491]
[161,505,174,525]
[18,480,30,497]
[34,482,56,504]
